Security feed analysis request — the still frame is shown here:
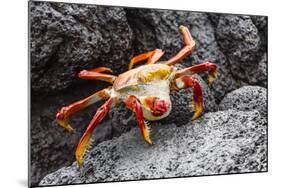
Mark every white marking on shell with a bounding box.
[176,79,184,89]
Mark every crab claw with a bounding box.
[207,63,218,85]
[191,79,203,120]
[56,107,75,133]
[172,75,203,121]
[143,121,152,145]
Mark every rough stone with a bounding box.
[219,86,267,118]
[30,1,133,94]
[39,110,267,186]
[215,15,267,87]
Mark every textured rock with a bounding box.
[216,15,261,66]
[30,1,133,185]
[30,1,133,94]
[39,110,267,186]
[219,86,267,118]
[216,15,267,87]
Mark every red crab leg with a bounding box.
[171,75,203,120]
[176,62,218,85]
[75,97,116,167]
[78,69,116,83]
[165,25,195,66]
[56,88,111,132]
[125,95,152,144]
[128,49,164,70]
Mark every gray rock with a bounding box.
[251,16,268,54]
[30,1,133,94]
[216,15,261,66]
[251,16,268,33]
[39,110,267,186]
[219,86,267,118]
[30,1,133,185]
[216,15,267,87]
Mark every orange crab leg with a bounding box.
[125,95,152,144]
[171,75,203,120]
[176,62,218,85]
[86,66,113,74]
[128,49,164,70]
[165,25,195,66]
[78,69,116,83]
[75,97,116,167]
[56,88,111,132]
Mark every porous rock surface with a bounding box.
[30,1,267,185]
[216,15,267,87]
[39,109,267,186]
[219,86,267,118]
[30,2,133,94]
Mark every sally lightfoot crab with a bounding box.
[56,25,218,166]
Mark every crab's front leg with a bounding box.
[171,75,203,120]
[75,97,117,167]
[125,95,152,144]
[56,88,111,132]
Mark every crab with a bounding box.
[56,25,218,166]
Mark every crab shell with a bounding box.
[112,64,177,121]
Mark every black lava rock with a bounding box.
[215,15,267,87]
[30,1,133,94]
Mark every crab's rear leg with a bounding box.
[128,49,164,70]
[56,88,111,132]
[125,95,152,144]
[76,97,117,167]
[176,62,218,85]
[165,25,195,66]
[171,75,203,120]
[78,67,116,83]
